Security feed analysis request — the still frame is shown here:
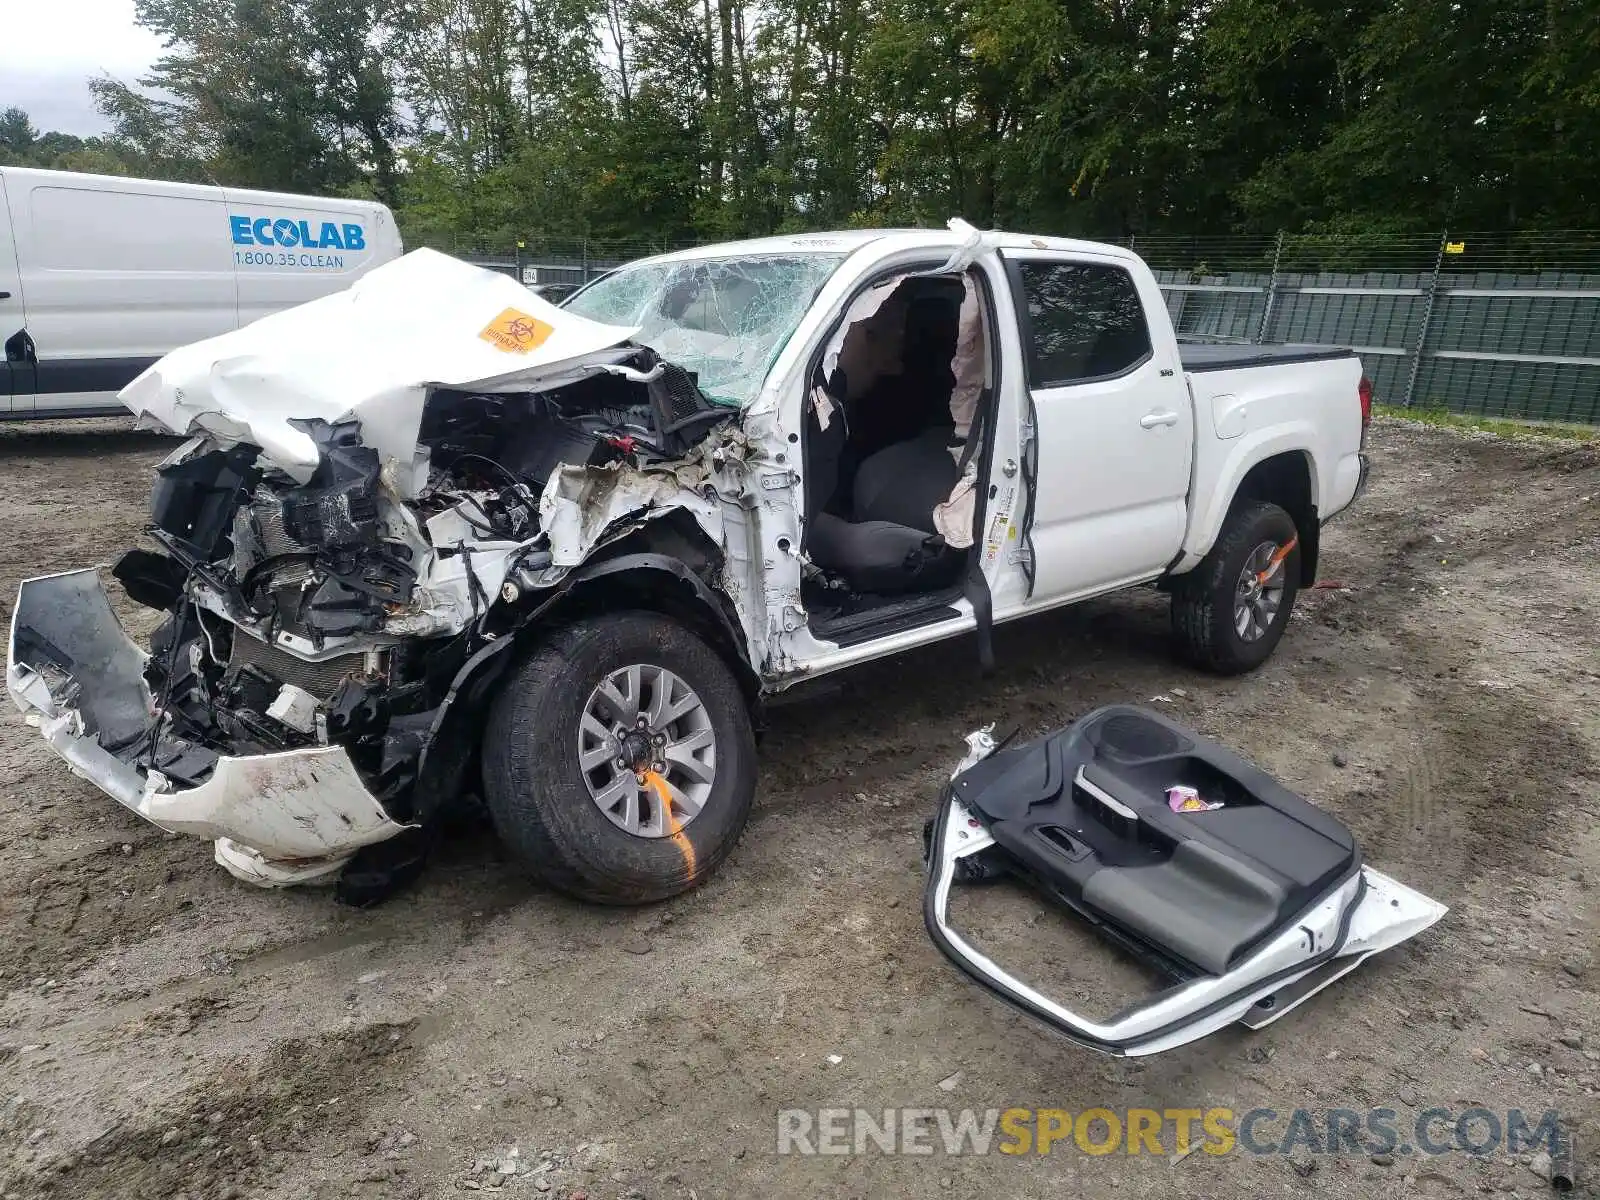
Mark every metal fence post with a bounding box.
[1256,231,1284,344]
[1404,232,1447,408]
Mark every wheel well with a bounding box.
[519,515,764,719]
[1232,452,1319,585]
[587,509,722,574]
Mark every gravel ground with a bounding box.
[0,415,1596,1199]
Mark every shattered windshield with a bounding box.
[564,253,846,407]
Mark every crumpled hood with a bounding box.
[120,248,638,481]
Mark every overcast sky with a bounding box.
[2,0,165,137]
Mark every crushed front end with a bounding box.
[10,353,750,893]
[7,421,541,887]
[11,369,741,888]
[9,567,411,885]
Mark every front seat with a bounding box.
[847,294,959,461]
[851,426,962,534]
[802,287,970,596]
[806,513,953,594]
[806,420,966,595]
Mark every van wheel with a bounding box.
[1170,500,1302,675]
[482,612,757,904]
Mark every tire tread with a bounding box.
[1170,499,1301,675]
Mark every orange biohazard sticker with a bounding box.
[478,308,554,354]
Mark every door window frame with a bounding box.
[1002,255,1154,390]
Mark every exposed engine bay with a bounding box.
[10,242,985,899]
[122,346,730,771]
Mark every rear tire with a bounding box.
[1171,500,1302,675]
[482,612,757,904]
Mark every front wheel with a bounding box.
[482,612,757,904]
[1170,500,1303,674]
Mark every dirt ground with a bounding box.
[0,416,1596,1199]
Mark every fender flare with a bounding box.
[435,551,753,720]
[515,550,759,706]
[565,551,750,663]
[1173,436,1321,576]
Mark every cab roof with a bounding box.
[637,226,1139,268]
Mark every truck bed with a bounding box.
[1179,342,1357,373]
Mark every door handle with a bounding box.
[0,292,10,300]
[1140,411,1180,429]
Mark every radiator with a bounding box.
[227,633,367,699]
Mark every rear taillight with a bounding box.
[1358,376,1373,431]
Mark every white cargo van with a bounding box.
[0,167,402,419]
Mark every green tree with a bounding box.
[92,0,406,197]
[0,108,39,163]
[58,0,1600,249]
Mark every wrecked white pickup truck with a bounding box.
[8,226,1371,904]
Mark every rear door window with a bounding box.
[1013,261,1152,387]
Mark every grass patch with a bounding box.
[1376,404,1599,443]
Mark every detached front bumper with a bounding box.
[7,569,411,886]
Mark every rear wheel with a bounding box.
[482,612,757,904]
[1171,500,1302,674]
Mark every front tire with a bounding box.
[1171,500,1303,674]
[482,612,757,904]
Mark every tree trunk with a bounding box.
[703,0,722,209]
[719,0,735,213]
[608,0,632,115]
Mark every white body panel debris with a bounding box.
[8,570,411,886]
[925,714,1446,1055]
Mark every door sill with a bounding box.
[810,585,966,648]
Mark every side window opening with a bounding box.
[1016,261,1152,387]
[834,275,965,463]
[801,267,999,607]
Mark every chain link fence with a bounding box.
[452,227,1600,425]
[439,235,699,292]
